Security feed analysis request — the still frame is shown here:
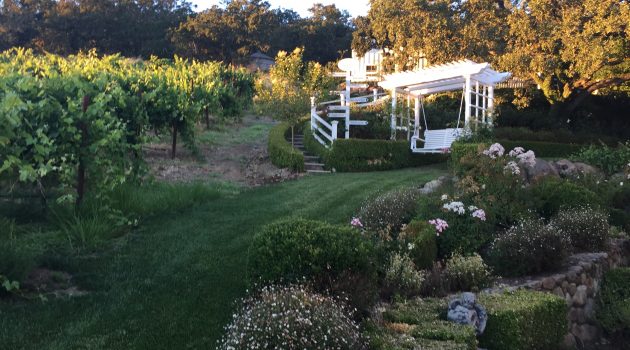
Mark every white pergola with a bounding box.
[378,60,511,144]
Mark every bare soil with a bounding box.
[144,115,303,186]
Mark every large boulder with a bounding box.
[525,159,560,183]
[447,292,488,335]
[552,159,602,179]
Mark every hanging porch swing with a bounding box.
[378,60,511,154]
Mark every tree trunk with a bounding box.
[171,122,177,159]
[205,107,210,130]
[76,95,90,207]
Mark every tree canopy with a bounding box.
[354,0,629,113]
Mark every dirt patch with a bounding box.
[144,115,303,186]
[22,268,87,298]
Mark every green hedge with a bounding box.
[498,140,583,158]
[268,122,304,172]
[326,139,447,172]
[478,290,567,350]
[597,268,630,337]
[382,298,478,350]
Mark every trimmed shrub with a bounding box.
[399,220,438,269]
[444,253,493,292]
[326,138,447,172]
[383,252,425,298]
[498,140,583,158]
[435,208,495,259]
[268,122,304,172]
[218,284,366,349]
[356,188,420,241]
[550,206,610,252]
[597,268,630,347]
[478,290,568,350]
[488,218,571,277]
[572,142,630,175]
[247,218,377,311]
[494,127,618,145]
[248,218,375,283]
[382,298,478,350]
[530,177,602,218]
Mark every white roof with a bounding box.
[379,60,511,96]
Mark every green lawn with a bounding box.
[0,166,445,349]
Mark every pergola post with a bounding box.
[488,85,495,124]
[464,76,472,126]
[414,96,421,138]
[391,89,397,140]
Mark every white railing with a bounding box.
[310,98,338,148]
[310,89,388,147]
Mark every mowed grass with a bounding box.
[0,165,445,349]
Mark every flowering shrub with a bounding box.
[383,252,425,298]
[551,206,610,252]
[356,188,420,241]
[455,143,537,227]
[422,197,494,258]
[444,253,493,292]
[428,218,449,235]
[218,284,366,350]
[488,218,571,277]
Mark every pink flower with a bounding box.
[350,217,363,228]
[508,147,525,157]
[482,143,505,159]
[428,218,449,236]
[471,209,487,221]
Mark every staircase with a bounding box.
[288,133,329,174]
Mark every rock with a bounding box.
[568,283,577,296]
[569,307,587,324]
[573,286,588,306]
[553,287,565,297]
[553,159,578,178]
[572,324,599,343]
[525,159,560,182]
[542,277,556,290]
[565,293,573,307]
[584,299,595,320]
[563,333,577,349]
[573,162,601,177]
[553,159,602,179]
[420,179,443,194]
[447,292,488,335]
[562,280,569,291]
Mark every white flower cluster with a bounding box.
[482,143,505,158]
[443,201,465,215]
[219,284,365,349]
[504,161,521,175]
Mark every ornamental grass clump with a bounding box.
[218,284,366,350]
[550,206,610,252]
[488,218,571,277]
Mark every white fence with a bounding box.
[310,90,389,148]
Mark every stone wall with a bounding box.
[485,239,630,349]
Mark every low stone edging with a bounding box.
[483,238,630,349]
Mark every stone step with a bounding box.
[306,169,330,174]
[304,155,320,161]
[305,162,325,167]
